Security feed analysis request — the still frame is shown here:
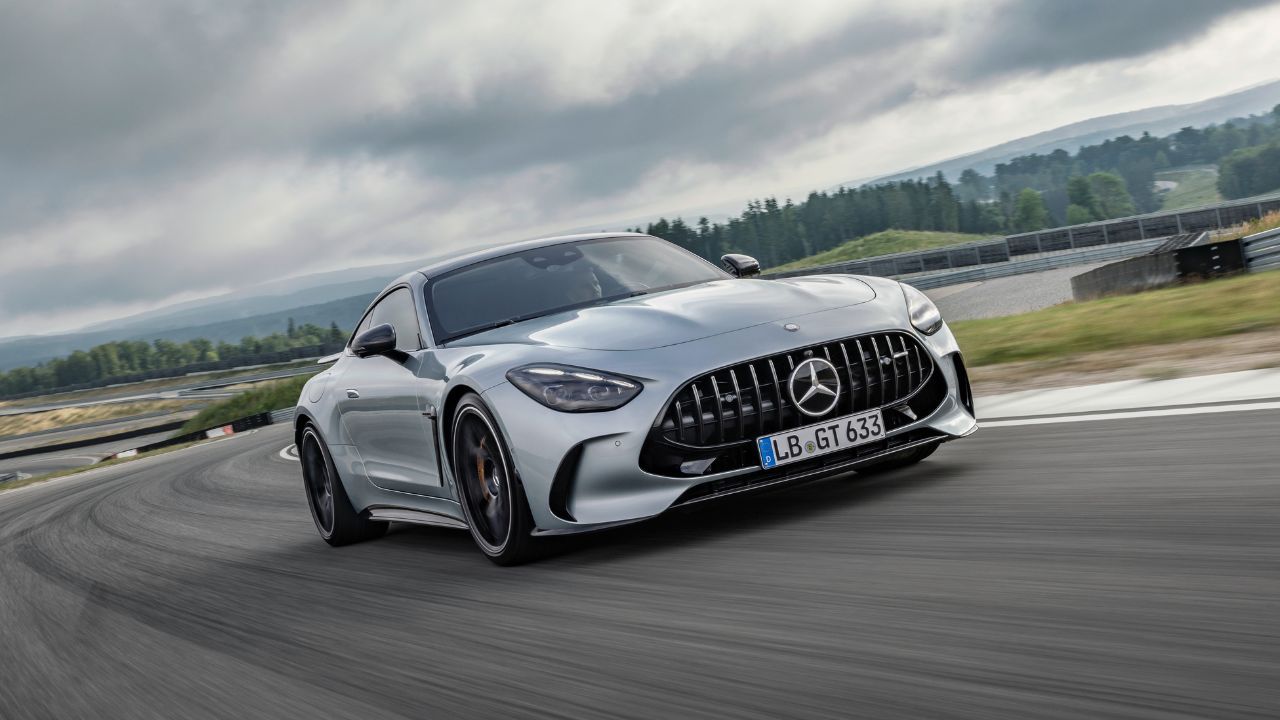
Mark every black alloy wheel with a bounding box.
[299,426,387,546]
[302,431,336,534]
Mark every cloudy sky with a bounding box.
[2,0,1279,338]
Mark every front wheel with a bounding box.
[451,394,538,566]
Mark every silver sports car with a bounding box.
[294,233,976,564]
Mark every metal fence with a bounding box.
[768,191,1280,281]
[901,237,1166,290]
[1244,227,1280,272]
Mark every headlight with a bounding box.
[900,283,943,335]
[506,364,643,412]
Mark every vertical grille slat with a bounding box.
[891,336,904,402]
[691,384,706,445]
[837,342,856,414]
[854,338,872,410]
[748,364,764,438]
[902,336,916,390]
[869,336,886,408]
[728,369,745,442]
[709,376,726,444]
[820,346,841,414]
[657,331,935,450]
[767,358,784,432]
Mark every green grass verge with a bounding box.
[178,372,318,434]
[770,230,994,273]
[1156,166,1221,211]
[951,272,1280,367]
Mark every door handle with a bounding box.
[346,389,361,399]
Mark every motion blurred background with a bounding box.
[2,2,1279,718]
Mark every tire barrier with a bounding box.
[107,410,286,460]
[0,420,188,462]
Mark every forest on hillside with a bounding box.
[0,321,346,397]
[635,105,1280,268]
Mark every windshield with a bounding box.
[427,236,727,343]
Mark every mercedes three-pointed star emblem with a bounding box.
[788,357,841,417]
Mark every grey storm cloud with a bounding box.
[956,0,1280,80]
[0,0,1274,331]
[317,10,934,194]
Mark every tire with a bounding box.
[450,394,538,566]
[857,442,939,476]
[300,425,388,546]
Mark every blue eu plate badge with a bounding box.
[758,437,777,468]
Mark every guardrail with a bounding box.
[1243,227,1280,272]
[900,237,1166,290]
[767,191,1280,281]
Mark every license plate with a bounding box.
[757,409,885,469]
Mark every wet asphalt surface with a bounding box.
[1,411,1277,719]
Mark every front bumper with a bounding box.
[482,313,977,535]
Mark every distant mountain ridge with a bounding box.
[0,292,379,371]
[861,79,1280,185]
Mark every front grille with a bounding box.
[659,330,933,447]
[641,330,938,476]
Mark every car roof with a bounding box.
[412,232,653,280]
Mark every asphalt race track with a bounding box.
[1,412,1277,719]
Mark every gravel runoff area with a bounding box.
[922,262,1108,322]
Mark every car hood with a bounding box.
[448,276,878,351]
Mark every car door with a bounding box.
[336,286,444,496]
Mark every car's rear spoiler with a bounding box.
[317,352,343,364]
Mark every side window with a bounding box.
[349,311,374,347]
[368,287,422,352]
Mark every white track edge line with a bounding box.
[981,401,1280,427]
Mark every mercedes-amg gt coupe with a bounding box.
[294,233,976,564]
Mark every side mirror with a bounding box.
[352,323,397,358]
[721,253,760,278]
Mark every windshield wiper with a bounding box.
[446,312,547,342]
[584,289,648,308]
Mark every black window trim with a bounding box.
[347,283,426,353]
